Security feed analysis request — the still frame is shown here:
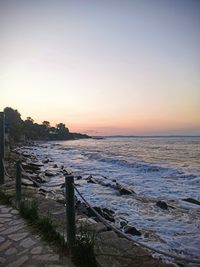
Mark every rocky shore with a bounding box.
[2,145,178,267]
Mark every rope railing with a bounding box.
[73,183,200,265]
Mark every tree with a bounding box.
[56,123,70,139]
[26,117,34,123]
[4,107,24,142]
[42,121,50,128]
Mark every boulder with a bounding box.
[116,183,135,195]
[87,175,98,184]
[43,158,50,164]
[21,162,40,172]
[182,198,200,206]
[21,178,34,186]
[124,225,142,236]
[156,200,168,210]
[120,220,127,228]
[87,206,115,223]
[53,164,58,168]
[45,170,56,177]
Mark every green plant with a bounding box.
[72,222,97,267]
[36,216,66,250]
[19,198,38,222]
[0,189,12,205]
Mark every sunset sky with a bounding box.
[0,0,199,135]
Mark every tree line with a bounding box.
[3,107,90,142]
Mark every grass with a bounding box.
[72,222,97,267]
[0,189,12,205]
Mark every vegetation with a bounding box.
[4,107,90,142]
[0,189,12,205]
[72,222,97,267]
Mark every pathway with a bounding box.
[0,204,74,267]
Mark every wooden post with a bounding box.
[0,112,5,184]
[16,161,21,202]
[65,174,76,248]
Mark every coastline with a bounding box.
[5,142,198,266]
[0,144,181,267]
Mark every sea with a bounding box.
[24,136,200,263]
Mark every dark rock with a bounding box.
[76,176,82,180]
[156,200,168,210]
[22,152,30,157]
[29,162,43,167]
[87,175,98,184]
[182,198,200,206]
[124,225,142,236]
[39,188,48,193]
[87,206,115,223]
[103,208,115,215]
[21,162,41,172]
[53,164,58,168]
[43,158,49,164]
[120,221,127,228]
[116,183,135,195]
[45,170,56,177]
[76,201,88,214]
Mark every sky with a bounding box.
[0,0,200,136]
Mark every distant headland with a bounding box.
[3,107,91,143]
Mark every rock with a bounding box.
[87,207,115,223]
[76,217,107,233]
[76,175,82,180]
[21,178,34,186]
[76,201,88,214]
[156,200,168,210]
[103,208,115,215]
[120,220,127,228]
[43,158,49,164]
[116,183,135,195]
[29,161,43,167]
[21,162,42,172]
[22,152,30,157]
[98,230,118,240]
[45,170,56,177]
[182,198,200,206]
[124,225,142,236]
[87,175,98,184]
[37,174,48,183]
[53,164,58,168]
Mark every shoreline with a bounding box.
[2,144,178,267]
[2,142,199,266]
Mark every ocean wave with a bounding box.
[81,151,167,173]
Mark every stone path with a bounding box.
[0,205,74,267]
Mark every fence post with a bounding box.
[65,174,76,248]
[0,112,5,184]
[16,161,21,203]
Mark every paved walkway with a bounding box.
[0,205,74,267]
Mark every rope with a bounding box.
[2,159,12,178]
[73,184,200,265]
[20,165,64,188]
